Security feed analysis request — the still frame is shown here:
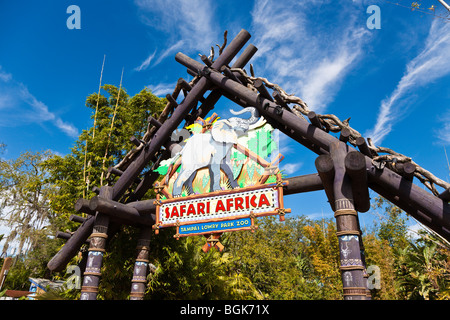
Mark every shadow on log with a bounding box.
[345,151,370,213]
[315,154,336,211]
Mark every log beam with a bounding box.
[254,79,273,102]
[394,162,416,181]
[89,196,155,227]
[439,188,450,202]
[315,154,336,211]
[47,214,95,272]
[69,215,87,224]
[345,151,371,213]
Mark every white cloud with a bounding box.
[366,20,450,145]
[147,81,178,97]
[435,110,450,146]
[134,0,218,64]
[152,40,185,67]
[281,162,302,175]
[249,0,370,113]
[0,66,12,82]
[0,67,79,138]
[55,118,79,138]
[304,210,334,220]
[134,50,156,72]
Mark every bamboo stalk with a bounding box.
[83,137,88,199]
[86,55,106,193]
[100,68,124,186]
[92,55,106,141]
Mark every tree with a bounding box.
[226,216,327,299]
[145,230,258,300]
[44,85,166,221]
[396,230,450,299]
[363,232,400,299]
[372,196,410,250]
[42,85,166,297]
[0,151,57,256]
[302,219,342,299]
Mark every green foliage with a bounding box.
[363,233,400,299]
[146,230,234,299]
[395,230,450,300]
[3,256,32,291]
[0,150,58,256]
[373,196,410,249]
[226,216,333,299]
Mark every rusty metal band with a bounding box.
[336,230,361,236]
[136,246,150,251]
[334,209,358,217]
[81,286,99,293]
[135,258,150,263]
[132,278,148,283]
[343,287,367,296]
[88,247,106,252]
[90,232,108,239]
[340,265,365,271]
[83,271,101,276]
[130,292,145,298]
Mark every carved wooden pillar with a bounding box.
[129,227,152,300]
[80,186,112,300]
[316,142,368,300]
[331,142,368,300]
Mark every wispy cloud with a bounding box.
[0,66,12,82]
[366,20,450,145]
[304,210,334,220]
[153,40,185,67]
[250,0,370,113]
[435,110,450,146]
[134,50,156,72]
[0,66,79,138]
[134,0,218,69]
[281,162,302,175]
[147,81,178,97]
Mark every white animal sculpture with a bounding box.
[172,107,260,196]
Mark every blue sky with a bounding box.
[0,0,450,242]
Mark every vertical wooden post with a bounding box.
[329,141,368,300]
[80,186,112,300]
[129,227,152,300]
